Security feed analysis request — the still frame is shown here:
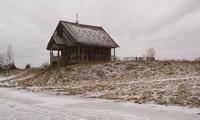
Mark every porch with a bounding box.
[50,46,116,66]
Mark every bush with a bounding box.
[175,84,191,105]
[10,63,17,70]
[96,70,107,80]
[41,62,50,70]
[25,64,31,69]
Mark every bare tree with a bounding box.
[0,53,5,65]
[6,44,14,64]
[146,48,156,58]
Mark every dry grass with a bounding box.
[2,60,200,107]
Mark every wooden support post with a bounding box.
[82,47,84,62]
[109,49,111,61]
[66,49,68,64]
[114,48,116,61]
[50,50,53,66]
[50,50,51,64]
[77,46,80,63]
[57,50,60,65]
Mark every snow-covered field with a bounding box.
[0,87,199,120]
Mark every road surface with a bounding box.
[0,88,199,120]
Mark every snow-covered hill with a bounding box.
[1,61,200,107]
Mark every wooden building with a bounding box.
[47,21,119,66]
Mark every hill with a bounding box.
[0,60,200,107]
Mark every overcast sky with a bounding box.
[0,0,200,67]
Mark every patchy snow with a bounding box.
[0,88,199,120]
[84,91,106,97]
[2,61,200,107]
[12,75,34,81]
[0,75,17,81]
[127,76,200,84]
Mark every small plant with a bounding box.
[10,63,17,70]
[175,83,191,105]
[41,62,50,70]
[96,70,107,80]
[25,64,31,69]
[177,84,191,97]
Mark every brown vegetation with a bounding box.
[1,60,200,107]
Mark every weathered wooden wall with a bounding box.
[55,46,111,66]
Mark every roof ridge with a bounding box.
[60,20,103,29]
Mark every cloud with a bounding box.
[0,0,199,67]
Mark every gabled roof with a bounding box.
[47,21,119,50]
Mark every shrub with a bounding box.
[25,64,31,69]
[175,83,191,105]
[10,63,17,70]
[41,62,50,70]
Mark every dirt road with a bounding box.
[0,88,199,120]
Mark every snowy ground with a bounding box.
[0,88,199,120]
[1,61,200,107]
[0,75,16,81]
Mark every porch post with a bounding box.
[82,47,84,62]
[57,50,60,65]
[114,48,116,61]
[77,46,80,63]
[50,50,53,65]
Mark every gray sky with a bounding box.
[0,0,200,68]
